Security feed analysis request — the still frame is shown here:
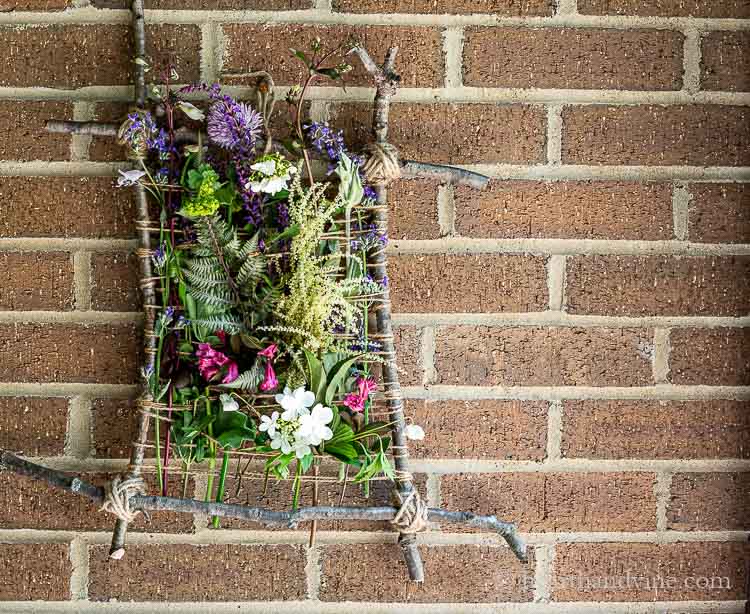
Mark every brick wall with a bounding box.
[0,0,749,611]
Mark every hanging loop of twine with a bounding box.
[390,488,428,534]
[100,476,147,523]
[360,142,402,186]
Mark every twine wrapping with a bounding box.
[390,488,428,534]
[100,476,147,524]
[360,142,401,186]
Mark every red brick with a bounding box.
[567,256,750,317]
[0,323,140,384]
[223,25,442,88]
[93,0,310,6]
[689,183,750,244]
[390,254,548,313]
[1,0,69,8]
[0,177,135,238]
[92,398,149,459]
[668,473,750,531]
[454,180,674,240]
[670,328,750,386]
[0,252,74,311]
[320,543,534,602]
[393,325,423,386]
[0,544,71,601]
[0,396,68,456]
[0,472,194,532]
[0,25,201,88]
[333,0,554,15]
[702,32,750,92]
[465,28,682,90]
[389,179,440,240]
[562,400,750,460]
[407,399,547,460]
[0,101,71,161]
[578,0,750,17]
[90,252,140,312]
[88,544,307,601]
[332,102,546,164]
[562,105,750,167]
[89,102,129,162]
[434,326,654,386]
[441,472,656,532]
[552,542,749,601]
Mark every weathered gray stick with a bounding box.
[108,0,153,561]
[0,450,526,561]
[352,44,427,582]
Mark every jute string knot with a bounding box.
[100,476,147,523]
[360,142,401,186]
[390,488,428,534]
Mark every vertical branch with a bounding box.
[355,45,424,582]
[109,0,153,560]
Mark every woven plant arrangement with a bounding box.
[0,0,526,582]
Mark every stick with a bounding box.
[353,44,427,582]
[109,0,153,561]
[0,450,527,561]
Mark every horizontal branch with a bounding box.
[0,450,526,561]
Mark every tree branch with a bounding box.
[0,449,527,562]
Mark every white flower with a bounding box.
[259,411,279,437]
[275,386,315,421]
[296,404,334,447]
[250,159,277,176]
[293,440,312,459]
[219,393,239,412]
[270,430,293,455]
[117,169,146,187]
[404,424,425,441]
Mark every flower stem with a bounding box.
[213,450,230,529]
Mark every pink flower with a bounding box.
[258,343,278,359]
[215,330,227,344]
[356,377,377,400]
[343,393,365,414]
[259,361,278,392]
[196,343,238,384]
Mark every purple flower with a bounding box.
[207,97,263,151]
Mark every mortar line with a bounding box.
[308,100,328,123]
[533,543,554,603]
[425,473,441,509]
[421,327,437,386]
[68,536,88,601]
[652,329,672,384]
[200,23,221,83]
[436,184,455,237]
[4,160,750,181]
[65,396,93,460]
[0,239,137,252]
[0,311,141,324]
[3,85,750,106]
[682,27,702,95]
[305,545,322,601]
[400,384,750,402]
[0,383,139,398]
[72,251,92,311]
[672,183,692,241]
[70,100,93,162]
[442,27,464,89]
[2,527,746,547]
[546,105,563,165]
[655,472,674,532]
[545,401,563,462]
[2,8,750,30]
[389,237,750,256]
[545,255,566,311]
[0,600,744,614]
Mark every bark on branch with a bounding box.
[0,450,527,561]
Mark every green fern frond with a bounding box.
[189,314,245,334]
[188,287,234,308]
[218,361,264,390]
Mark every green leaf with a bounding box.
[176,101,205,121]
[219,360,264,390]
[327,422,354,447]
[303,349,326,403]
[299,453,315,473]
[324,442,358,463]
[334,152,364,209]
[324,355,363,405]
